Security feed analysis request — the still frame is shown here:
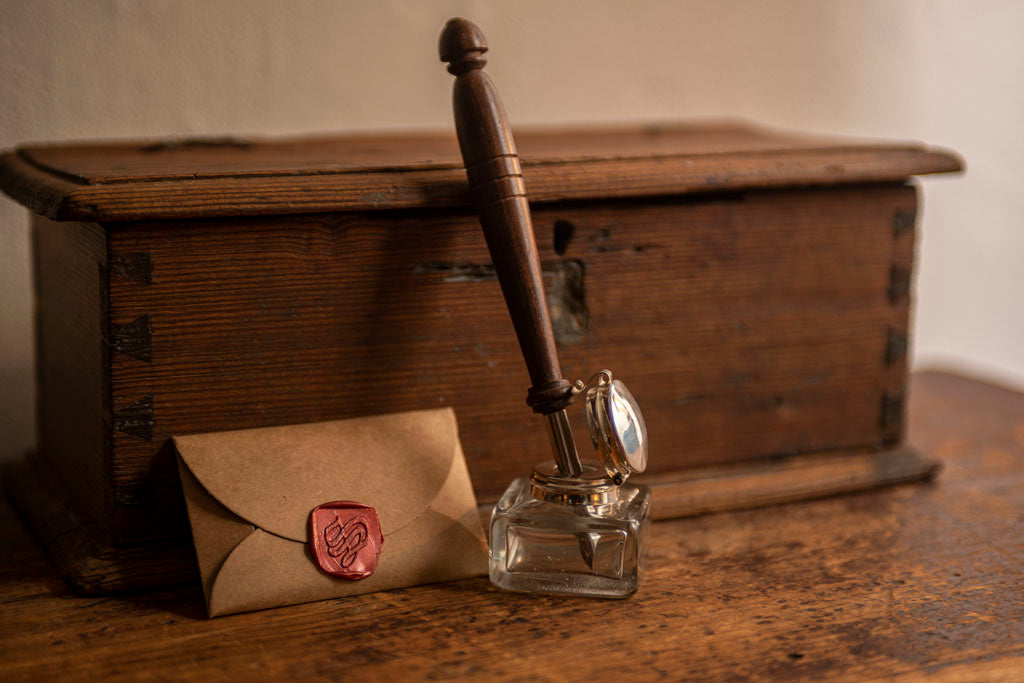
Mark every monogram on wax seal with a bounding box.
[308,501,384,580]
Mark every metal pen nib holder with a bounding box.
[440,18,651,598]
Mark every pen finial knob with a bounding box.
[439,17,488,75]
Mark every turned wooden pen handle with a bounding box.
[440,18,572,415]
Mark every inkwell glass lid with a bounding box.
[582,370,648,482]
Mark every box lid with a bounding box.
[0,121,961,222]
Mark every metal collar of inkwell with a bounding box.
[530,370,648,506]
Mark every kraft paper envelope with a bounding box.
[174,408,488,617]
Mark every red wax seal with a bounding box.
[308,501,384,580]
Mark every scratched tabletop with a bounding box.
[2,371,1022,681]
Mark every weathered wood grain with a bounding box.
[3,459,196,594]
[0,122,961,221]
[31,218,110,533]
[95,185,916,544]
[7,122,958,594]
[3,442,938,595]
[1,371,1020,681]
[645,445,939,519]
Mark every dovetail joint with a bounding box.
[881,392,904,435]
[113,395,155,441]
[892,209,916,238]
[885,328,908,365]
[109,314,153,363]
[888,266,912,304]
[108,253,153,285]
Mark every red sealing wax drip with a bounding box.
[308,501,384,580]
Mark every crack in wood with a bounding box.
[414,261,496,282]
[415,258,590,344]
[141,137,253,152]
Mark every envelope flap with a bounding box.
[174,408,457,541]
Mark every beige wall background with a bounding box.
[2,0,1022,462]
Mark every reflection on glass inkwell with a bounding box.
[440,18,652,598]
[491,370,651,598]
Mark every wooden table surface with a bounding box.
[2,371,1022,681]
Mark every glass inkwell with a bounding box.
[490,370,651,598]
[441,18,652,598]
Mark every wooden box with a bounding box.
[0,123,960,592]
